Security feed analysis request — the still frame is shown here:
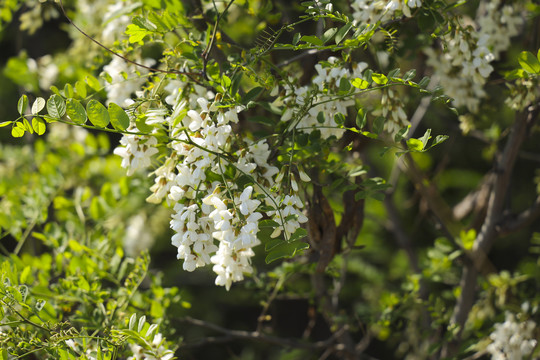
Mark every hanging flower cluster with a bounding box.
[351,0,422,24]
[279,57,368,139]
[113,78,308,290]
[425,0,522,112]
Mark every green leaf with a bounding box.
[64,83,74,98]
[129,313,137,330]
[334,113,346,125]
[133,15,158,31]
[289,227,308,242]
[136,116,154,133]
[17,94,28,115]
[46,94,66,119]
[11,122,25,137]
[138,315,146,333]
[221,75,231,90]
[335,23,353,45]
[301,35,323,46]
[388,68,400,78]
[85,75,102,91]
[75,80,87,98]
[348,166,367,177]
[418,128,432,149]
[403,69,416,81]
[317,111,325,124]
[505,69,527,80]
[292,32,301,45]
[518,51,540,74]
[230,72,243,96]
[418,76,430,88]
[407,138,424,151]
[0,121,13,128]
[32,117,46,135]
[373,116,385,135]
[321,27,337,44]
[265,240,309,264]
[371,73,388,85]
[22,118,33,134]
[356,108,367,129]
[87,100,110,128]
[431,135,449,147]
[265,238,283,251]
[361,131,378,139]
[394,125,410,142]
[125,24,150,45]
[351,78,369,89]
[50,85,62,96]
[66,99,87,125]
[108,103,130,131]
[339,77,351,92]
[242,86,264,104]
[32,97,46,115]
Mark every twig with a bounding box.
[201,0,236,78]
[278,49,322,68]
[56,0,198,77]
[178,316,347,350]
[256,274,286,333]
[498,195,540,236]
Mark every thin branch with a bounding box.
[277,49,321,68]
[56,0,198,77]
[177,316,348,350]
[201,0,236,78]
[256,274,286,333]
[498,195,540,236]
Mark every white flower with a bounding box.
[486,312,537,360]
[238,186,260,216]
[114,135,159,176]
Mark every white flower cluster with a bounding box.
[280,57,367,139]
[113,80,307,290]
[377,88,408,136]
[351,0,422,24]
[114,132,159,176]
[103,57,155,107]
[425,0,522,112]
[486,312,537,360]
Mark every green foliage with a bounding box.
[1,0,540,359]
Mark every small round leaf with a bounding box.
[108,103,130,131]
[86,100,110,128]
[17,95,28,115]
[32,117,46,135]
[11,123,25,138]
[46,94,66,119]
[66,99,87,125]
[32,97,46,115]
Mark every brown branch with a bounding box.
[399,152,461,241]
[442,104,539,358]
[498,195,540,236]
[177,316,349,350]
